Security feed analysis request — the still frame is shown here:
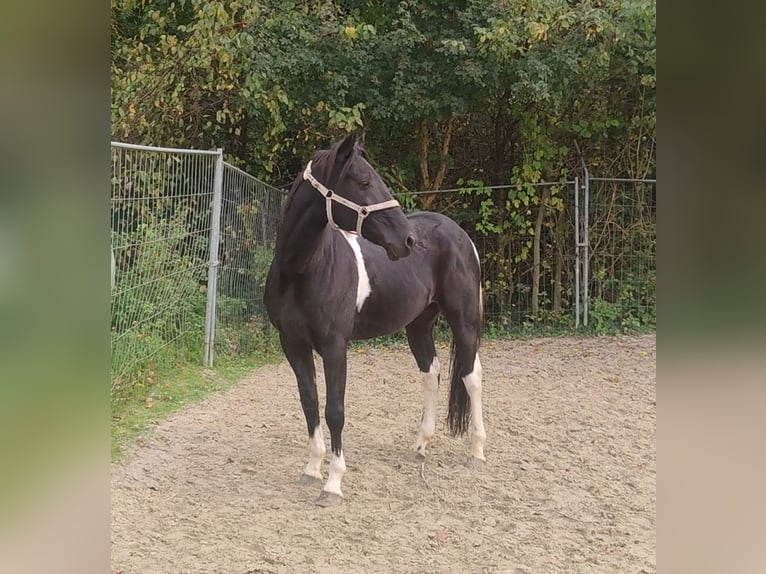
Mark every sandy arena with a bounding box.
[112,334,656,573]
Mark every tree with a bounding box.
[111,0,655,328]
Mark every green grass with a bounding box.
[111,346,282,462]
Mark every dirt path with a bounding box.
[112,335,656,574]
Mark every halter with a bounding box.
[303,160,401,237]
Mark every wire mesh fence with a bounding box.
[111,140,656,398]
[395,181,580,335]
[585,178,656,333]
[110,143,284,399]
[213,164,284,361]
[394,176,656,335]
[111,144,218,398]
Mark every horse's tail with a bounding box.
[446,323,482,437]
[446,338,471,436]
[446,234,484,437]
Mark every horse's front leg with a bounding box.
[279,332,324,483]
[315,338,348,507]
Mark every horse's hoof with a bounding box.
[466,456,487,470]
[407,447,427,462]
[411,443,428,457]
[315,490,344,507]
[299,473,323,486]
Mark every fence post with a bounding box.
[204,149,224,367]
[574,142,591,329]
[574,177,580,329]
[583,167,590,328]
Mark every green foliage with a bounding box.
[112,0,655,180]
[111,216,208,401]
[111,213,278,403]
[590,270,656,334]
[111,0,655,336]
[111,219,207,332]
[215,239,275,354]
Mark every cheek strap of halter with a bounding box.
[303,160,400,236]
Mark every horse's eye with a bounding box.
[360,180,371,188]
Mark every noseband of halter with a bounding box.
[303,160,401,236]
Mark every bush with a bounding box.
[111,217,208,399]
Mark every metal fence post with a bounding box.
[574,177,580,329]
[204,149,224,367]
[583,166,590,328]
[574,142,591,330]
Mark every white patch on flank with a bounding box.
[303,425,326,479]
[470,239,481,267]
[322,451,347,497]
[469,239,484,316]
[413,357,440,455]
[340,231,372,311]
[462,353,486,461]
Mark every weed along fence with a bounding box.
[110,142,284,398]
[110,140,656,397]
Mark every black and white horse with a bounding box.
[264,132,485,506]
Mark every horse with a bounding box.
[264,131,485,506]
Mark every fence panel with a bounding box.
[585,178,656,332]
[111,139,656,397]
[111,142,286,394]
[398,181,579,334]
[399,176,656,335]
[110,143,219,397]
[210,164,284,364]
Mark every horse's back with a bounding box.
[406,211,479,265]
[406,210,459,229]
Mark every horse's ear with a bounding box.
[336,131,357,163]
[336,130,365,164]
[354,130,366,151]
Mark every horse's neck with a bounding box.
[275,183,328,277]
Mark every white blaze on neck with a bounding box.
[340,231,372,311]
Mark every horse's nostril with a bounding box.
[405,234,416,249]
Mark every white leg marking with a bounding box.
[304,425,326,479]
[413,357,440,455]
[462,353,486,461]
[340,231,372,311]
[322,451,347,496]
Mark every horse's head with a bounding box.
[306,132,415,260]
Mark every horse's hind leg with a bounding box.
[463,348,485,463]
[440,301,485,464]
[406,303,440,457]
[280,332,325,482]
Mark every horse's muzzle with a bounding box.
[385,234,416,261]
